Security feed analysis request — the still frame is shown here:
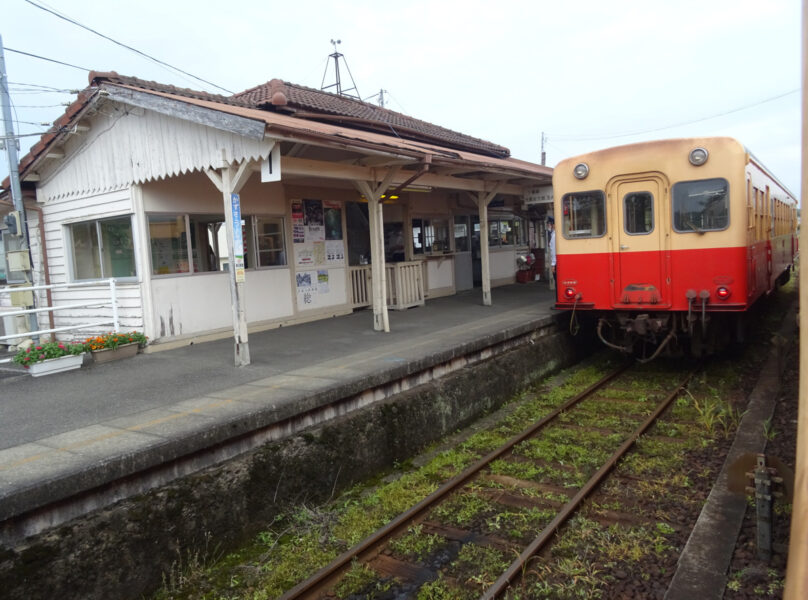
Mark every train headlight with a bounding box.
[689,147,709,166]
[716,286,731,300]
[573,162,589,180]
[564,287,577,300]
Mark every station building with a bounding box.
[1,72,553,353]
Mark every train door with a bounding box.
[608,175,670,307]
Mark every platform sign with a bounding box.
[231,193,245,283]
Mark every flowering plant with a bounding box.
[12,340,87,368]
[84,331,148,351]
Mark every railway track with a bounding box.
[279,362,698,600]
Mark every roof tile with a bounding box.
[234,79,510,158]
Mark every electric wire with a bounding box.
[22,0,234,94]
[5,47,89,71]
[8,82,78,93]
[549,88,800,142]
[6,104,69,108]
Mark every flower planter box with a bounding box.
[91,342,139,364]
[28,353,85,377]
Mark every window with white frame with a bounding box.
[253,217,286,266]
[148,213,286,275]
[69,216,137,280]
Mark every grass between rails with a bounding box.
[152,279,794,600]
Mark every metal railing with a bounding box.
[0,279,120,364]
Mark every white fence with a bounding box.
[0,279,120,364]
[349,261,425,311]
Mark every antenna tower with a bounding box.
[321,39,361,100]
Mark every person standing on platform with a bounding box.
[547,216,556,291]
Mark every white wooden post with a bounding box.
[475,187,501,307]
[206,158,254,366]
[367,197,387,331]
[355,167,399,332]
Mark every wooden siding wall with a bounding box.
[37,106,274,202]
[28,188,145,341]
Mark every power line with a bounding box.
[1,126,70,140]
[7,88,76,94]
[6,103,69,108]
[8,82,79,92]
[23,0,234,94]
[6,47,89,71]
[15,119,54,126]
[550,88,800,142]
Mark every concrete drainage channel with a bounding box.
[0,321,592,600]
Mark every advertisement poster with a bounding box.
[325,240,345,264]
[296,271,318,307]
[324,201,343,240]
[306,225,325,242]
[294,243,315,266]
[317,269,329,293]
[313,241,326,265]
[291,200,305,244]
[303,199,324,226]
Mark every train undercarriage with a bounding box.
[595,310,744,361]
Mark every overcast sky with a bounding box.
[2,0,802,198]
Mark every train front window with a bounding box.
[624,192,654,235]
[673,178,729,233]
[561,191,606,238]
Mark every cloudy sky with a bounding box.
[1,0,802,197]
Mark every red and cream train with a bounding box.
[552,137,798,359]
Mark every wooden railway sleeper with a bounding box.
[480,368,697,600]
[278,363,632,600]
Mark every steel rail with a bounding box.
[279,362,632,600]
[480,368,697,600]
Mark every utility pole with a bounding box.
[1,34,37,339]
[540,131,547,166]
[1,35,27,242]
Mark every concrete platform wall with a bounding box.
[0,323,593,600]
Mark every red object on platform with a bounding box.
[516,269,533,283]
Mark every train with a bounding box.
[552,137,798,359]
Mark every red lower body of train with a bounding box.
[554,235,795,359]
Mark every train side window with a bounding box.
[561,191,606,238]
[672,178,729,233]
[623,192,654,235]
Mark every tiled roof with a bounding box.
[88,71,251,106]
[3,72,534,193]
[233,79,511,159]
[88,73,511,158]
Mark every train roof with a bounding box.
[554,137,797,202]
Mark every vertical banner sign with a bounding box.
[231,193,246,283]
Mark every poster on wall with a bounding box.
[306,225,325,242]
[296,271,318,307]
[303,199,324,226]
[303,199,324,242]
[318,269,329,293]
[294,243,315,266]
[294,199,344,309]
[324,201,343,240]
[313,241,326,265]
[325,240,344,264]
[291,200,305,243]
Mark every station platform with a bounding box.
[0,282,561,537]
